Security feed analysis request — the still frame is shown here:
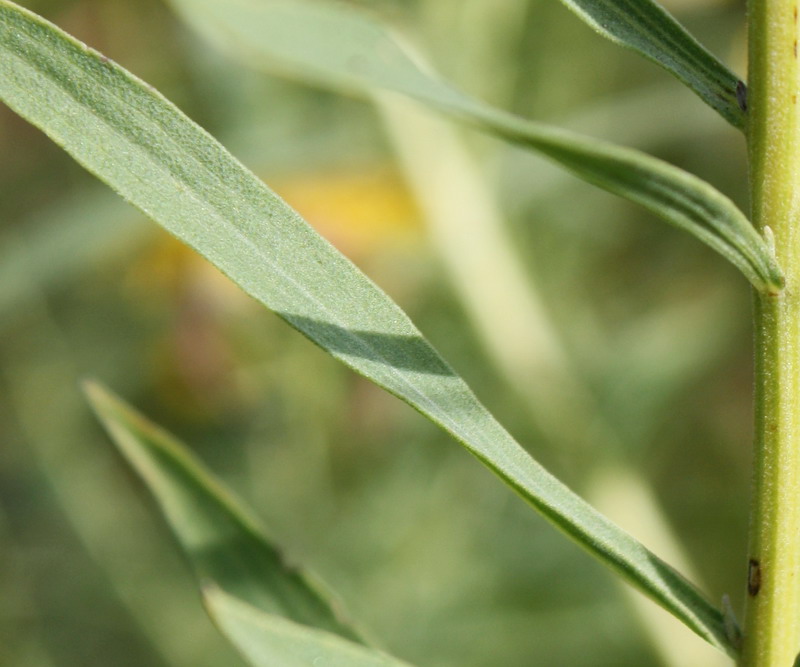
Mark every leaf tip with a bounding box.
[81,377,109,410]
[81,379,130,425]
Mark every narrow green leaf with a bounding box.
[83,381,363,643]
[556,0,746,128]
[204,588,412,667]
[168,0,781,294]
[0,1,734,653]
[84,382,413,666]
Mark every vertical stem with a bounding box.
[744,0,800,664]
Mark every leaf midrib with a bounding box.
[3,18,465,431]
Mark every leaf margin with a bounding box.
[0,0,738,654]
[167,0,782,294]
[83,380,414,666]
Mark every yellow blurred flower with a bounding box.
[272,165,421,258]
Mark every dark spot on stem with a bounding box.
[794,6,798,22]
[794,40,798,58]
[748,558,761,596]
[736,81,748,112]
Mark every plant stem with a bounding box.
[744,0,800,664]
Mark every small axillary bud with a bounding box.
[763,225,776,257]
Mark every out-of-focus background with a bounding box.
[0,0,754,665]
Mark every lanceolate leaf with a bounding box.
[84,383,412,667]
[83,382,362,643]
[168,0,781,294]
[556,0,746,128]
[0,1,734,653]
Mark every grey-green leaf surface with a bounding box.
[0,0,734,654]
[84,382,412,666]
[556,0,745,128]
[168,0,781,294]
[205,588,412,667]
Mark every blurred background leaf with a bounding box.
[165,0,776,292]
[84,382,412,666]
[0,0,751,665]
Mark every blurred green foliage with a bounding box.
[0,0,753,665]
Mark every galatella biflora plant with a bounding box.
[0,0,796,664]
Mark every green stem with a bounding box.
[744,0,800,664]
